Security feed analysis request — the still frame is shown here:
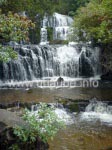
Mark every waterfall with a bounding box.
[40,12,73,43]
[53,13,73,40]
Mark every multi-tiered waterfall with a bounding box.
[0,13,100,87]
[40,12,73,44]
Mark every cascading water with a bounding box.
[53,13,73,40]
[79,46,100,77]
[40,28,48,45]
[40,12,73,42]
[40,14,49,45]
[31,103,74,125]
[0,44,100,85]
[56,45,80,77]
[80,99,112,126]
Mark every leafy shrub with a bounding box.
[13,103,65,144]
[0,45,17,62]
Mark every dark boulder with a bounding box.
[0,126,49,150]
[57,77,64,85]
[79,51,94,77]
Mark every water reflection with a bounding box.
[0,87,112,103]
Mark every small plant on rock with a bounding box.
[13,103,65,147]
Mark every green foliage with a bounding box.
[9,144,20,150]
[1,0,90,18]
[0,10,34,62]
[0,45,17,62]
[47,27,53,41]
[1,0,58,17]
[72,0,112,44]
[49,40,68,45]
[0,11,35,43]
[53,0,90,15]
[0,0,58,44]
[29,23,41,44]
[13,103,65,144]
[0,0,7,5]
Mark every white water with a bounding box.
[40,12,73,44]
[31,104,74,125]
[56,45,80,76]
[54,108,74,125]
[40,28,48,45]
[81,100,112,126]
[31,100,112,126]
[40,14,49,45]
[57,45,79,64]
[53,13,73,40]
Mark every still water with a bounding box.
[0,86,112,103]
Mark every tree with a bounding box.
[72,0,112,44]
[0,10,35,61]
[52,0,90,16]
[0,11,35,43]
[1,0,57,17]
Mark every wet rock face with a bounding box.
[0,44,100,86]
[0,101,38,111]
[57,77,64,85]
[79,51,94,77]
[100,43,112,82]
[55,96,89,112]
[101,71,112,81]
